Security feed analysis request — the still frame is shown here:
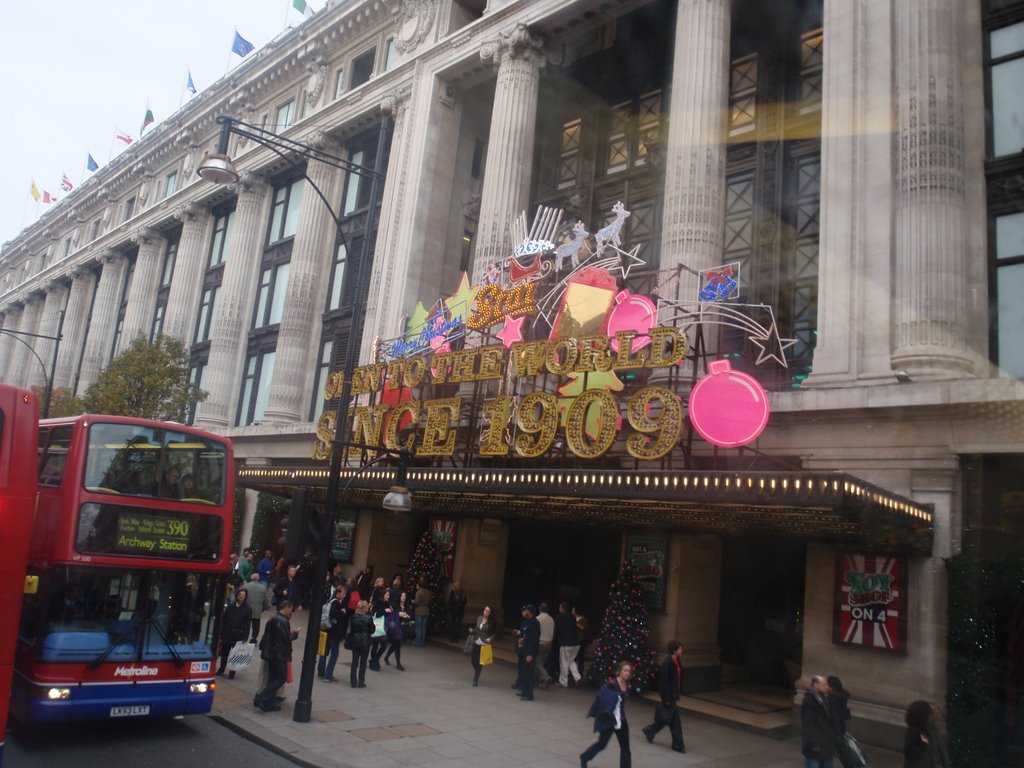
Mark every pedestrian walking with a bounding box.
[448,580,468,642]
[413,579,432,646]
[253,600,299,712]
[555,601,582,687]
[903,699,950,768]
[642,640,686,753]
[242,573,269,642]
[383,588,409,670]
[468,605,495,686]
[802,675,839,768]
[347,600,373,688]
[580,660,633,768]
[217,587,252,679]
[368,578,388,670]
[535,602,554,688]
[512,603,540,701]
[317,584,349,682]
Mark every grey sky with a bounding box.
[0,0,314,248]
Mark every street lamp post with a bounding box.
[198,115,406,723]
[0,310,65,419]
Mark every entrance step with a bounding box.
[642,683,796,739]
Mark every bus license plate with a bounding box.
[110,705,150,717]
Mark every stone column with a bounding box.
[471,23,547,284]
[0,305,23,381]
[196,176,269,429]
[78,252,128,394]
[658,0,730,299]
[30,282,70,390]
[806,0,897,386]
[892,0,974,378]
[8,295,43,387]
[118,228,167,351]
[362,89,412,364]
[264,154,337,423]
[55,268,97,390]
[164,204,212,344]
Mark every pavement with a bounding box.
[211,615,903,768]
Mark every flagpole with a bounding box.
[226,30,234,73]
[179,70,186,109]
[283,0,290,29]
[108,128,116,161]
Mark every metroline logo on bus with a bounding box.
[312,203,792,462]
[113,665,159,678]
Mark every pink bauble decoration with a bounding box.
[688,360,770,448]
[607,290,657,353]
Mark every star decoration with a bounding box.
[496,314,526,348]
[444,272,479,326]
[403,301,430,341]
[616,244,645,280]
[749,321,798,367]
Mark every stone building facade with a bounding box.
[2,0,1023,750]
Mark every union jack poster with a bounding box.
[430,519,457,580]
[834,553,906,653]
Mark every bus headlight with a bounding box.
[47,687,71,700]
[189,682,212,694]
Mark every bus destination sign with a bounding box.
[116,512,190,555]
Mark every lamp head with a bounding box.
[894,369,912,384]
[197,153,240,185]
[382,485,412,513]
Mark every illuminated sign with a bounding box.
[320,202,787,462]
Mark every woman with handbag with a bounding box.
[368,578,388,671]
[217,587,252,679]
[468,605,495,687]
[317,585,349,682]
[383,589,409,670]
[347,600,373,688]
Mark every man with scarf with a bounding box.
[642,640,686,753]
[801,675,838,768]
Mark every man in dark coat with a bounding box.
[217,587,253,679]
[512,604,540,701]
[447,581,468,642]
[273,564,302,609]
[802,675,838,767]
[254,600,298,712]
[642,640,686,752]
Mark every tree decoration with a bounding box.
[587,559,657,693]
[405,530,447,636]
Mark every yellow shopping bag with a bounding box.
[479,644,493,666]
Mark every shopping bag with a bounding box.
[372,614,386,639]
[837,732,869,768]
[318,630,328,657]
[286,661,293,684]
[226,641,254,671]
[479,644,493,666]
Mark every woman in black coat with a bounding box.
[468,605,495,686]
[347,600,374,688]
[217,587,252,679]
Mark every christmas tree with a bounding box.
[586,560,658,693]
[404,531,447,636]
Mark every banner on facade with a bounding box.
[331,505,358,564]
[626,532,667,612]
[431,518,457,579]
[833,552,906,652]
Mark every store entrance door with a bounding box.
[502,521,620,633]
[717,535,806,688]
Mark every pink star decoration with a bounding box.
[496,314,526,348]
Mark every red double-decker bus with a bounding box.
[11,415,233,724]
[0,386,40,762]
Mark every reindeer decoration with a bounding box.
[554,220,590,270]
[594,201,630,256]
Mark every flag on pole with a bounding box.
[86,154,99,172]
[140,106,155,135]
[292,0,315,17]
[30,179,41,202]
[60,173,74,192]
[186,69,197,95]
[115,129,133,145]
[232,30,255,57]
[42,191,57,204]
